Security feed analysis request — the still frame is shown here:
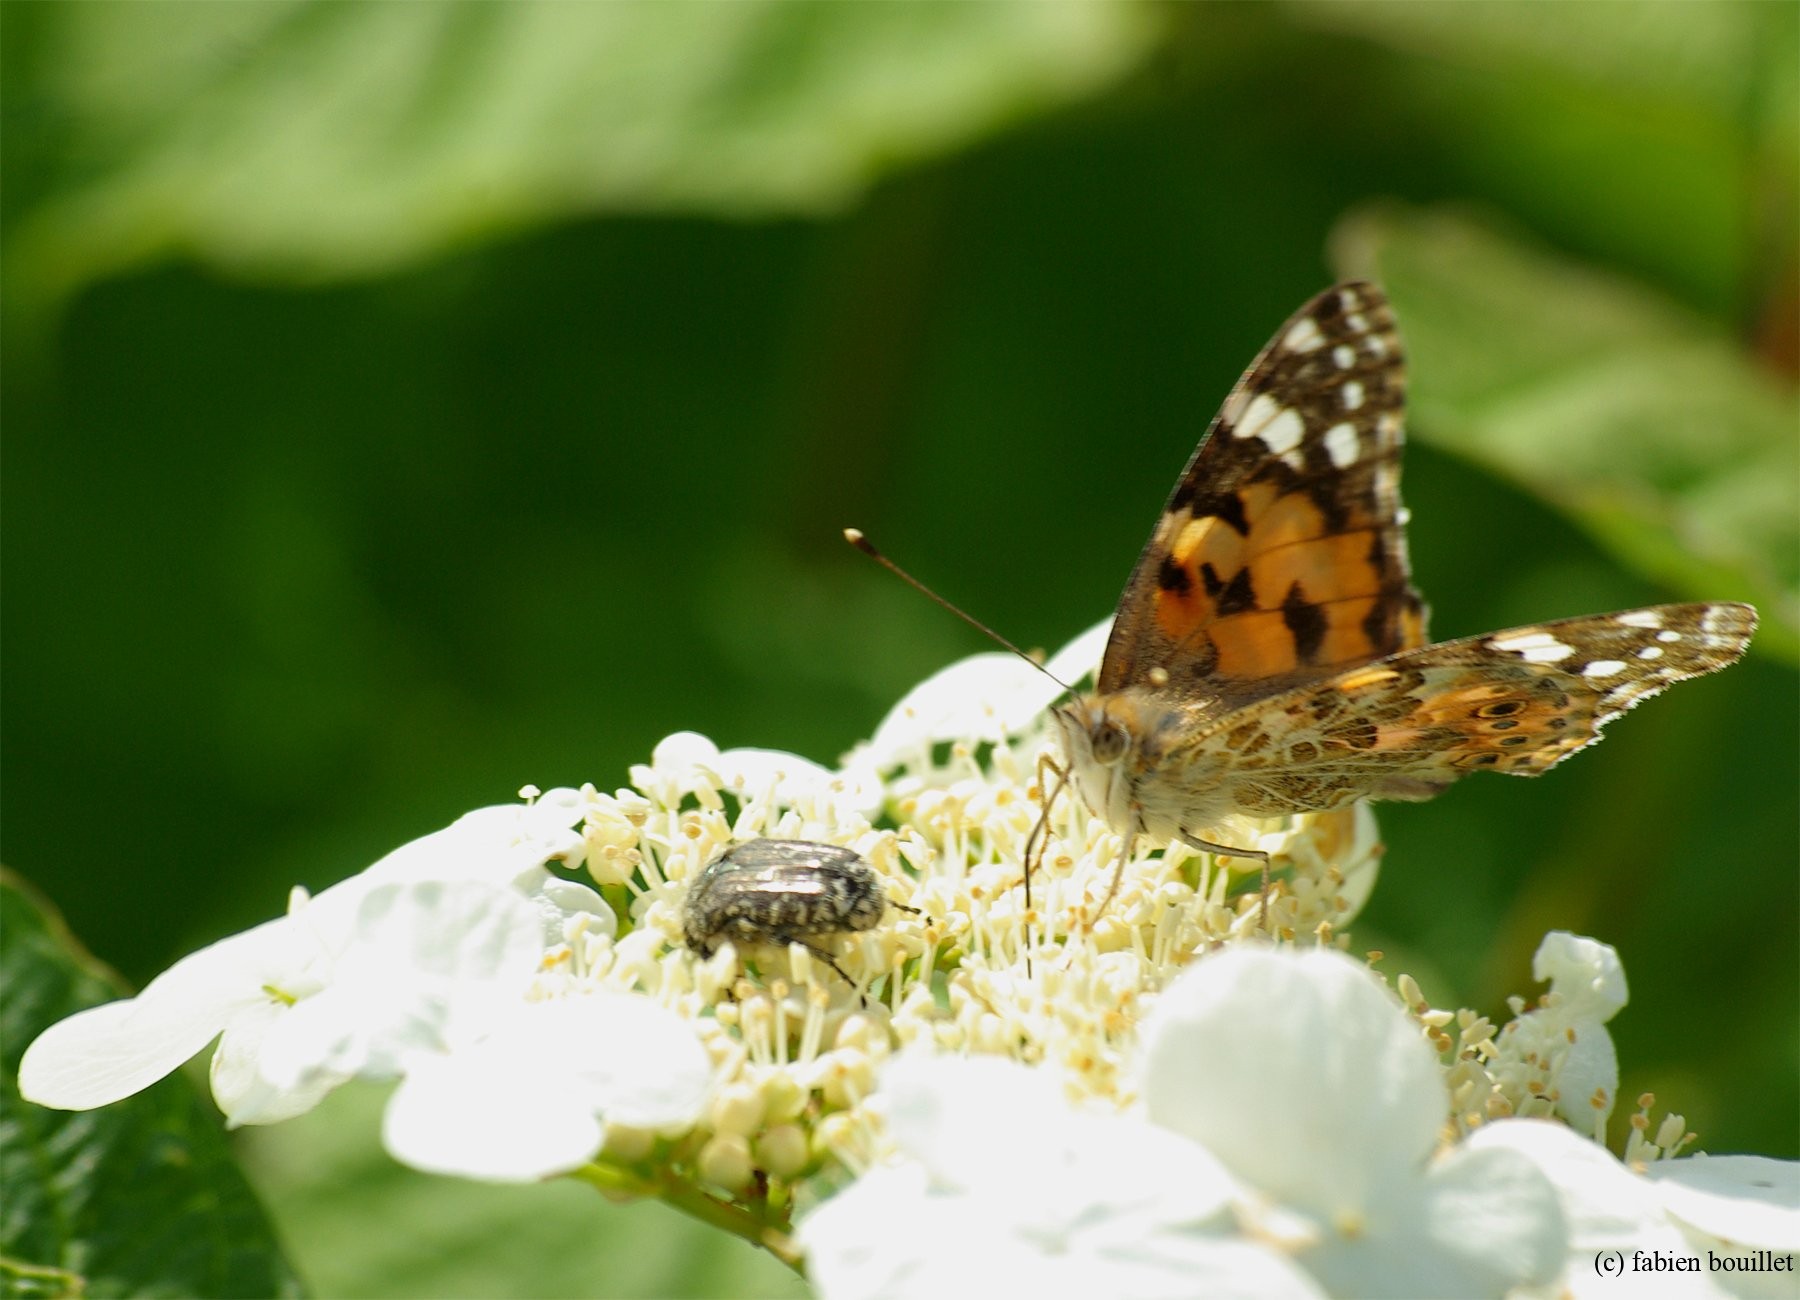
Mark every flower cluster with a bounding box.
[20,622,1797,1295]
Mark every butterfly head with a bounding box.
[1051,692,1151,838]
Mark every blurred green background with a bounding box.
[4,3,1795,1297]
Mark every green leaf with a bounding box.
[3,0,1159,311]
[1298,0,1798,314]
[1335,205,1799,662]
[0,871,304,1300]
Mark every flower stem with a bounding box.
[567,1160,805,1275]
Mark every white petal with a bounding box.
[866,653,1057,762]
[883,1054,1236,1238]
[1140,946,1445,1215]
[712,747,886,819]
[1299,1142,1565,1298]
[1533,932,1628,1020]
[1468,1120,1716,1299]
[1093,1237,1330,1300]
[384,1053,602,1182]
[799,1160,1318,1300]
[255,982,430,1090]
[361,801,588,892]
[1646,1155,1800,1252]
[516,995,715,1130]
[335,880,546,987]
[1552,1015,1619,1133]
[630,731,722,796]
[1408,1142,1565,1292]
[828,756,889,817]
[713,746,834,794]
[379,993,711,1181]
[260,881,545,1091]
[799,1162,956,1300]
[18,916,296,1110]
[651,729,720,770]
[1470,1119,1666,1244]
[211,1001,343,1126]
[883,1054,1067,1188]
[533,878,615,944]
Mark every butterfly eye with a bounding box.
[1090,717,1130,764]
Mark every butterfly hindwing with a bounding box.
[1188,602,1759,817]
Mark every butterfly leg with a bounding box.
[1024,754,1071,915]
[1178,832,1273,932]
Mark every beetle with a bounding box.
[683,839,920,990]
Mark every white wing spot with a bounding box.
[1616,610,1664,629]
[1338,287,1362,312]
[1345,312,1369,334]
[1637,646,1664,660]
[1582,660,1628,679]
[1657,630,1683,643]
[1322,422,1360,468]
[1261,407,1306,455]
[1341,380,1365,410]
[1332,345,1355,370]
[1235,393,1281,441]
[1491,630,1577,663]
[1281,448,1307,472]
[1284,317,1325,352]
[1365,334,1390,358]
[1396,505,1412,526]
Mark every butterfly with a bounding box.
[1051,282,1757,905]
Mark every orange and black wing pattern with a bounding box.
[1097,283,1427,701]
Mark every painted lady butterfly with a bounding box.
[1053,282,1757,893]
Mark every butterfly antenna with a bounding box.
[843,528,1072,693]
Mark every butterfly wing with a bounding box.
[1195,603,1757,816]
[1098,282,1427,702]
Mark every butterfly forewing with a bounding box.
[1097,282,1426,699]
[1053,279,1756,898]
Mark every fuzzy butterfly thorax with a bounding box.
[1058,281,1756,868]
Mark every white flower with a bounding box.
[1486,931,1626,1137]
[235,879,548,1109]
[20,800,600,1125]
[797,1054,1323,1300]
[27,617,1779,1296]
[1139,946,1567,1298]
[628,732,882,824]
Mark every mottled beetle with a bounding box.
[683,839,921,990]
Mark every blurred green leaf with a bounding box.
[0,872,304,1300]
[1336,205,1799,660]
[241,1085,808,1300]
[1297,0,1798,314]
[3,0,1158,312]
[1298,0,1789,119]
